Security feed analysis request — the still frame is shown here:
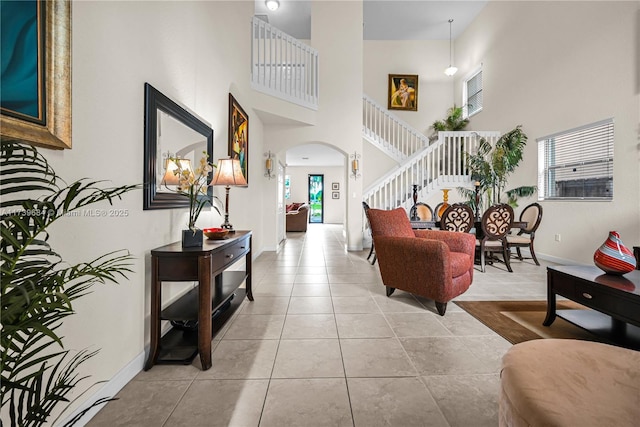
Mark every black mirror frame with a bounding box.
[143,83,214,210]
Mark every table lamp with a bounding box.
[210,158,247,231]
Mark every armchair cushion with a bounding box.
[366,207,415,238]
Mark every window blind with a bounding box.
[466,70,483,116]
[537,119,614,200]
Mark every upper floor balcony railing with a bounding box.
[251,17,319,110]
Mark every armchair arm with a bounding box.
[413,229,475,257]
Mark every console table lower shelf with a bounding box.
[157,272,247,364]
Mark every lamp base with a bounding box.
[221,222,235,233]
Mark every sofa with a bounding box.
[286,203,309,232]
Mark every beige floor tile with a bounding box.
[372,293,427,312]
[287,296,334,314]
[222,314,285,340]
[384,312,453,337]
[400,337,494,375]
[329,282,372,297]
[348,377,449,427]
[422,374,500,427]
[239,296,290,315]
[196,340,278,379]
[260,378,352,427]
[436,311,496,336]
[294,274,329,284]
[335,313,394,338]
[87,380,190,426]
[272,338,344,378]
[281,313,338,339]
[133,363,200,382]
[164,379,269,427]
[252,284,293,296]
[341,338,417,377]
[291,283,331,296]
[332,296,381,313]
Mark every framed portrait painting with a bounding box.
[332,192,339,199]
[0,0,72,149]
[228,93,249,185]
[388,74,418,111]
[332,182,339,190]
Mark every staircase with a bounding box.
[362,95,500,210]
[249,19,500,211]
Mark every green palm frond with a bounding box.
[1,140,137,425]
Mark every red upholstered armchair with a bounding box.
[367,207,475,315]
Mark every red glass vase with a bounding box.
[593,231,636,275]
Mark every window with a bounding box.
[463,68,482,117]
[537,119,614,200]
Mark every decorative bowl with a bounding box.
[203,228,229,240]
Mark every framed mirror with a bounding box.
[143,83,214,210]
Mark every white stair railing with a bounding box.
[364,131,501,210]
[251,17,319,110]
[362,95,429,162]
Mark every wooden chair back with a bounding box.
[440,203,474,233]
[481,204,514,240]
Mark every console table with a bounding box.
[544,265,640,349]
[144,231,252,370]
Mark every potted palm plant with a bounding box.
[429,105,470,141]
[1,140,138,426]
[458,126,537,213]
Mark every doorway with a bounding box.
[308,174,324,223]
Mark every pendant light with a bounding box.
[265,0,280,11]
[444,19,458,76]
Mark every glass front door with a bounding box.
[308,174,324,223]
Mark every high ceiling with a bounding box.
[255,0,487,40]
[254,0,488,167]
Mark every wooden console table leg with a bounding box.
[144,256,161,370]
[543,271,557,326]
[246,235,253,301]
[198,254,212,370]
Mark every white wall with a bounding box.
[286,165,346,224]
[35,1,270,420]
[363,40,456,137]
[455,1,640,264]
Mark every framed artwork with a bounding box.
[332,192,339,199]
[228,93,249,185]
[388,74,418,111]
[0,0,72,149]
[332,182,339,190]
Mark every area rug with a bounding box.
[454,300,601,345]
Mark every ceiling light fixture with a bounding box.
[265,0,280,11]
[444,19,458,77]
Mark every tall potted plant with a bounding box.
[1,140,138,426]
[458,126,537,212]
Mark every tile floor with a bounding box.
[88,224,552,427]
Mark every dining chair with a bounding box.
[409,202,433,221]
[507,202,543,265]
[362,201,376,265]
[440,203,474,233]
[477,203,514,272]
[432,202,444,221]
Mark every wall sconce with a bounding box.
[350,151,361,180]
[210,158,247,232]
[264,151,275,179]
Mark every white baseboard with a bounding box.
[521,249,587,267]
[57,351,145,426]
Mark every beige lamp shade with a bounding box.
[162,158,193,185]
[210,158,247,186]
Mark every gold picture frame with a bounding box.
[0,0,72,150]
[388,74,418,111]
